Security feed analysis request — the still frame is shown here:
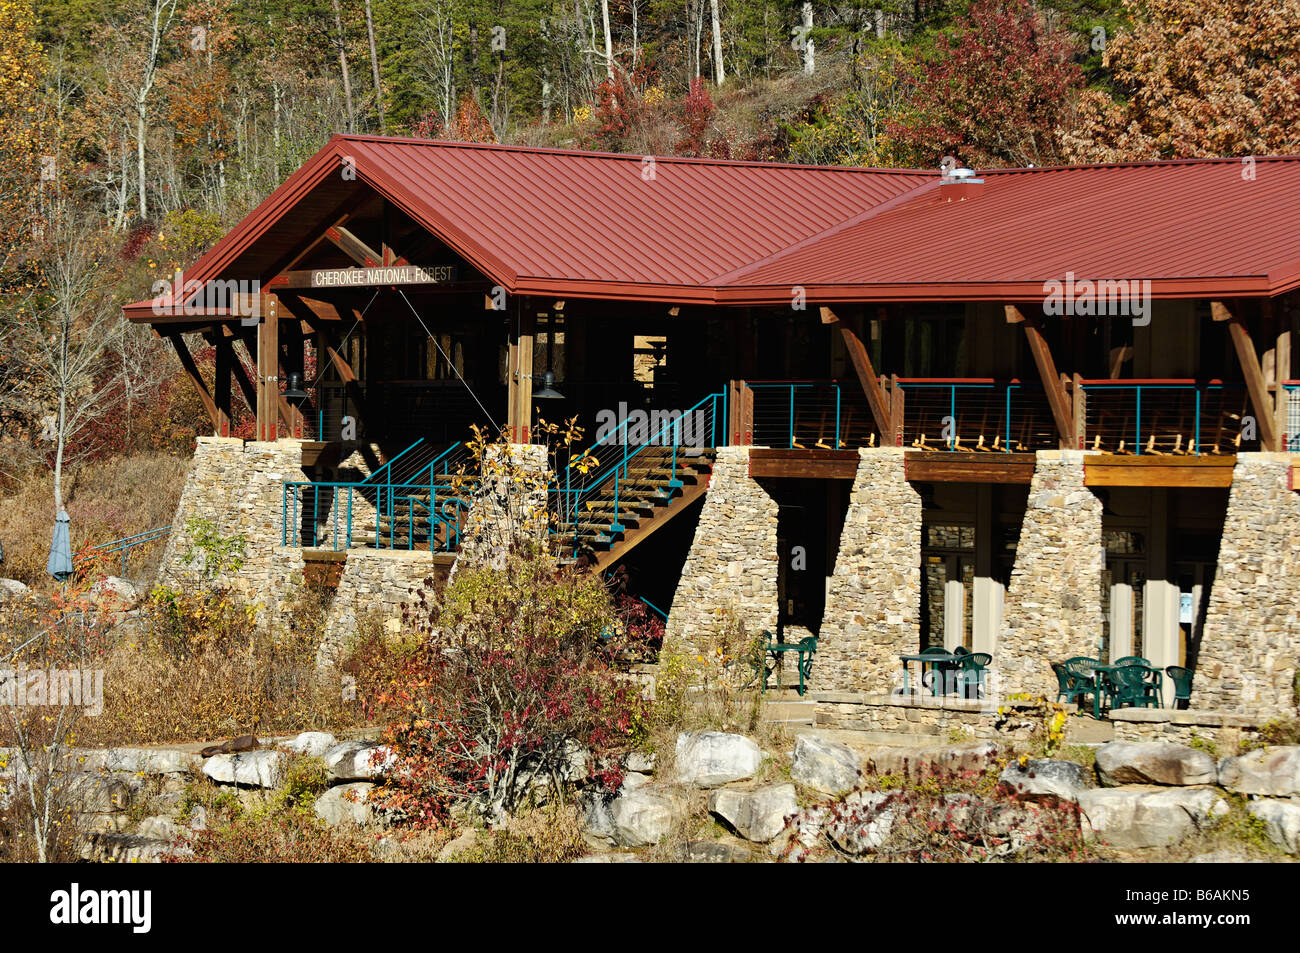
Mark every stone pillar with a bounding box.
[815,447,922,693]
[664,446,779,660]
[454,443,550,571]
[998,451,1104,698]
[157,438,309,613]
[1194,454,1300,717]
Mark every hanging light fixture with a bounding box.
[533,312,564,399]
[534,369,564,400]
[282,371,310,407]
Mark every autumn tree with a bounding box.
[888,0,1085,168]
[1063,0,1300,161]
[0,0,49,287]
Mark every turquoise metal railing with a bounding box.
[1285,382,1300,451]
[896,379,1054,452]
[748,381,848,449]
[551,391,726,550]
[1081,380,1250,455]
[75,525,172,575]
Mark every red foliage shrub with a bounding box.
[676,78,716,156]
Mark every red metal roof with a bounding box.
[125,141,1300,320]
[715,157,1300,302]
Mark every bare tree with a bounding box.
[330,0,356,131]
[363,0,386,132]
[710,0,725,84]
[113,0,178,221]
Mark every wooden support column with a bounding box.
[1267,298,1291,449]
[728,379,754,445]
[281,320,306,439]
[257,312,279,441]
[1214,299,1279,450]
[214,331,231,437]
[821,306,892,442]
[168,332,222,435]
[506,302,535,443]
[1072,372,1086,449]
[224,332,260,414]
[889,373,904,447]
[1006,304,1075,449]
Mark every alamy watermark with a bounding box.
[594,402,708,447]
[151,269,262,322]
[1042,271,1151,326]
[0,667,104,717]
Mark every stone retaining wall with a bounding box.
[998,451,1104,697]
[665,446,779,659]
[1110,708,1264,751]
[812,692,1051,743]
[1195,453,1300,718]
[815,448,921,693]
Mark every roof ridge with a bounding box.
[978,155,1300,175]
[331,133,940,176]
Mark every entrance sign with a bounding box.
[309,264,459,287]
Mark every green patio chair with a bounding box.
[1063,656,1104,715]
[1110,664,1160,709]
[1165,666,1193,710]
[952,645,971,657]
[1113,656,1150,667]
[920,645,955,695]
[956,652,991,698]
[1053,661,1096,709]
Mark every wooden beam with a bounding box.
[889,374,904,447]
[214,333,231,436]
[325,225,382,268]
[822,306,892,441]
[1269,299,1290,449]
[903,452,1037,485]
[1084,454,1236,489]
[226,336,258,412]
[748,448,860,479]
[1216,300,1279,450]
[167,332,221,435]
[1008,304,1075,448]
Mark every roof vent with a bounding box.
[938,166,984,202]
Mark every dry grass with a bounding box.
[0,452,188,587]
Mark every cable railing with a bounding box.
[898,379,1059,452]
[1081,380,1253,455]
[1284,382,1300,451]
[550,391,726,547]
[748,381,880,449]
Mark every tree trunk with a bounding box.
[363,0,385,132]
[600,0,614,80]
[710,0,725,85]
[802,2,815,76]
[331,0,355,131]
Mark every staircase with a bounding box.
[553,445,716,572]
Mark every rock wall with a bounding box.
[1110,709,1264,751]
[157,437,308,618]
[998,451,1104,698]
[813,693,1043,743]
[316,550,452,668]
[1194,453,1300,717]
[815,448,922,693]
[665,446,779,659]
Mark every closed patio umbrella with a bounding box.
[47,509,72,580]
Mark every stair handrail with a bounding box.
[361,438,426,486]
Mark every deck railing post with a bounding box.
[1135,386,1143,456]
[1195,388,1202,455]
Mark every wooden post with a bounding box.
[1214,299,1279,450]
[1007,304,1074,449]
[1072,372,1086,450]
[821,306,892,443]
[1269,299,1291,450]
[889,373,904,447]
[214,330,231,437]
[257,310,279,441]
[506,302,535,443]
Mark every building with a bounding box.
[125,136,1300,717]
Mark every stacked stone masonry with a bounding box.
[665,446,779,659]
[1195,453,1300,718]
[816,448,922,693]
[998,451,1104,698]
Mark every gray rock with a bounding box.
[708,783,798,843]
[625,751,657,774]
[1219,747,1300,797]
[1077,786,1228,849]
[573,853,642,863]
[790,734,862,795]
[675,732,761,788]
[436,828,479,862]
[825,790,895,854]
[90,576,141,607]
[610,786,681,847]
[1095,741,1217,787]
[999,758,1091,803]
[580,793,618,846]
[620,772,651,793]
[314,782,377,827]
[202,750,287,788]
[137,815,179,841]
[0,579,30,602]
[864,741,998,779]
[324,740,395,781]
[1248,798,1300,854]
[279,732,338,758]
[104,747,201,776]
[78,772,146,813]
[670,840,754,863]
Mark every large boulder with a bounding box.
[1218,747,1300,797]
[314,782,378,827]
[790,734,861,795]
[1077,786,1227,849]
[0,579,29,603]
[104,747,201,776]
[202,750,287,789]
[279,732,339,758]
[1094,741,1217,787]
[1247,799,1300,855]
[324,741,396,781]
[609,786,682,847]
[675,732,761,788]
[708,783,798,843]
[825,790,895,855]
[999,758,1092,803]
[670,840,754,863]
[90,576,141,609]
